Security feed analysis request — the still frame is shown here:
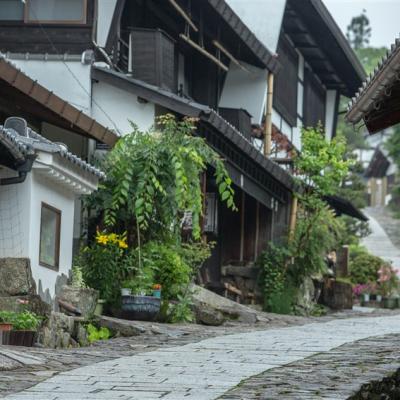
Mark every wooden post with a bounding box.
[289,196,298,239]
[254,201,260,261]
[264,72,274,157]
[239,191,245,262]
[201,172,207,242]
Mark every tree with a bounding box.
[346,9,371,50]
[90,114,236,242]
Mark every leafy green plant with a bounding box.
[11,311,41,331]
[80,231,133,305]
[349,250,385,285]
[86,323,111,344]
[168,293,195,323]
[0,311,14,324]
[100,115,236,240]
[141,241,192,301]
[257,244,290,311]
[71,265,86,288]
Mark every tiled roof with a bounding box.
[0,125,105,179]
[92,66,296,192]
[346,37,400,124]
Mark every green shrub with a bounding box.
[267,285,297,315]
[86,323,111,344]
[257,244,291,312]
[349,251,385,284]
[0,311,42,331]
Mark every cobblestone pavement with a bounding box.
[3,313,400,400]
[364,206,400,249]
[220,334,400,399]
[362,207,400,270]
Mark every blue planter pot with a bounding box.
[121,295,161,321]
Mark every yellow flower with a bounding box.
[108,233,118,244]
[118,240,128,249]
[96,235,108,245]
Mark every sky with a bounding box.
[323,0,400,48]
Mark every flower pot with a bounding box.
[362,293,370,302]
[0,323,13,332]
[383,297,397,309]
[2,330,36,347]
[121,288,132,296]
[94,299,106,316]
[153,289,161,298]
[121,295,161,321]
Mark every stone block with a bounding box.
[322,279,353,310]
[0,295,51,316]
[98,315,146,336]
[191,285,257,324]
[58,286,99,319]
[0,258,35,297]
[195,307,225,326]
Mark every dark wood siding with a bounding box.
[274,36,298,127]
[0,0,94,54]
[303,67,326,128]
[130,28,176,91]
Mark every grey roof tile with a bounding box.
[0,125,105,179]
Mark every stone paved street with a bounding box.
[3,314,400,400]
[362,207,400,270]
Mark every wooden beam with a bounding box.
[212,40,250,72]
[168,0,198,32]
[180,34,229,71]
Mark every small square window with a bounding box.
[39,203,61,270]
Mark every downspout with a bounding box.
[264,72,274,157]
[0,157,35,186]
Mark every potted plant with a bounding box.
[121,281,132,297]
[378,264,399,309]
[353,284,371,304]
[0,311,14,332]
[121,264,161,321]
[153,284,162,298]
[9,311,41,347]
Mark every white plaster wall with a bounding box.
[226,0,286,53]
[9,59,92,113]
[325,90,338,141]
[92,81,156,135]
[272,108,293,140]
[0,171,31,258]
[219,62,267,124]
[96,0,118,47]
[292,118,303,151]
[28,171,76,299]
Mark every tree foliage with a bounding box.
[258,127,351,313]
[92,114,236,241]
[346,9,371,50]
